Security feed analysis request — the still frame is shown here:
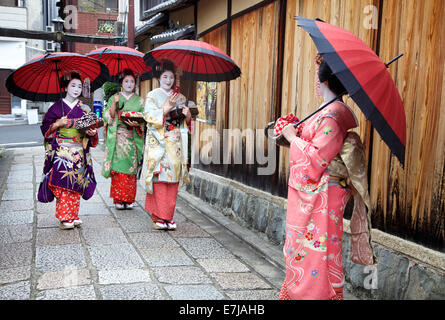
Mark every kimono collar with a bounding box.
[325,101,359,132]
[159,87,172,96]
[63,98,80,109]
[121,92,134,101]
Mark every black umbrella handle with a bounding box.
[54,60,64,117]
[385,54,403,68]
[292,92,346,128]
[185,54,196,108]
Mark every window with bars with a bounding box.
[79,0,118,14]
[98,19,115,33]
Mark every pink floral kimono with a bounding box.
[279,101,376,300]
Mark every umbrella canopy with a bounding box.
[143,39,241,82]
[296,17,406,166]
[5,52,109,102]
[86,46,151,79]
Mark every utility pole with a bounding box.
[128,0,135,48]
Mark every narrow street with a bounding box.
[0,144,284,300]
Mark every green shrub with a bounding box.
[103,81,119,103]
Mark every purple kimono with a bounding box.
[39,99,98,199]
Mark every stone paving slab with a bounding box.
[35,244,87,273]
[36,269,91,290]
[0,242,33,269]
[0,210,34,226]
[140,248,194,267]
[99,283,164,300]
[153,266,213,285]
[0,224,33,243]
[87,244,145,270]
[176,238,235,259]
[36,285,97,300]
[211,273,272,290]
[36,228,81,246]
[0,281,31,300]
[0,199,34,212]
[129,232,180,249]
[196,258,250,273]
[0,266,31,285]
[97,269,152,285]
[81,227,128,246]
[164,284,225,300]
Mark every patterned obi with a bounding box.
[164,116,181,132]
[57,128,84,150]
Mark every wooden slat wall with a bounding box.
[371,0,445,248]
[194,24,227,165]
[226,1,280,188]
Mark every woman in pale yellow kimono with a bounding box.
[141,60,192,230]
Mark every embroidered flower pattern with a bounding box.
[311,269,319,278]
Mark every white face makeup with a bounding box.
[122,75,135,94]
[66,79,82,100]
[317,80,329,98]
[159,70,175,91]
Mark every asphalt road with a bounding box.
[0,124,43,149]
[0,123,104,149]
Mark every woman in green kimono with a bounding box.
[142,59,192,230]
[102,69,145,209]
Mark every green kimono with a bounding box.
[102,93,145,178]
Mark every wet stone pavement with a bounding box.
[0,145,284,300]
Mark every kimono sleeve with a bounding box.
[143,91,164,129]
[40,105,59,140]
[288,116,345,190]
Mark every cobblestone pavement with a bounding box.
[0,145,284,300]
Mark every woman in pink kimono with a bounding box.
[278,55,375,300]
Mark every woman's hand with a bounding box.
[85,128,97,136]
[114,94,120,104]
[181,105,191,122]
[163,92,179,115]
[54,116,69,130]
[282,123,298,144]
[123,119,140,127]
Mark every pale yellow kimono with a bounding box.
[141,88,190,194]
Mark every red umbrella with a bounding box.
[87,46,151,79]
[143,39,241,82]
[295,17,406,165]
[5,52,109,102]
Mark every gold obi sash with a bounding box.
[328,131,377,266]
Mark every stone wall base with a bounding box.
[185,168,445,300]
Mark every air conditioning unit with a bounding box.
[115,21,124,36]
[46,41,55,51]
[45,26,55,52]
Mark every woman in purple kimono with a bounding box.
[39,72,98,230]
